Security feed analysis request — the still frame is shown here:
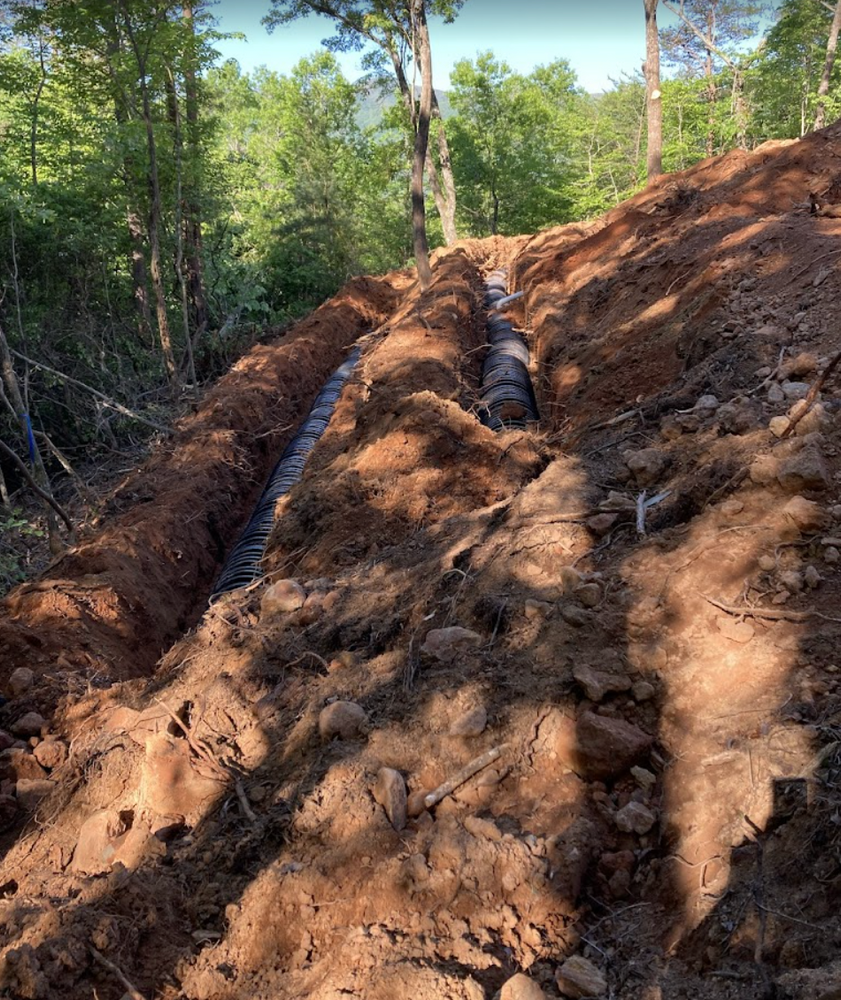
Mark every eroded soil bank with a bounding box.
[2,128,841,1000]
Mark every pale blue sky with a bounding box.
[210,1,778,93]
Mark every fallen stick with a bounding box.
[424,745,504,810]
[781,346,841,438]
[703,594,841,624]
[90,946,147,1000]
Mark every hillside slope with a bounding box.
[2,125,841,1000]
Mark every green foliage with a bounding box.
[751,0,841,138]
[0,505,44,592]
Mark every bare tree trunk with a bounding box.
[644,0,662,183]
[389,47,457,246]
[121,3,178,384]
[815,0,841,131]
[0,322,63,552]
[430,92,457,244]
[182,2,209,336]
[29,35,47,187]
[410,0,433,290]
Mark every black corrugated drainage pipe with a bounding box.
[209,345,361,601]
[478,269,539,431]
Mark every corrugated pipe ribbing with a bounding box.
[209,345,361,601]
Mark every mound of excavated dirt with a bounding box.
[3,128,841,1000]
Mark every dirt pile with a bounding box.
[2,128,841,999]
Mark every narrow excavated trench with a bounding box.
[4,127,841,1000]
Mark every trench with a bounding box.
[478,268,540,431]
[210,345,363,600]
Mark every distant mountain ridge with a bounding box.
[355,84,453,129]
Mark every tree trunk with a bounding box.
[705,10,716,156]
[644,0,662,182]
[0,322,63,552]
[29,36,47,187]
[815,0,841,131]
[389,46,457,246]
[410,0,433,290]
[182,2,209,335]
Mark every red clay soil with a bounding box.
[4,126,841,1000]
[0,274,403,697]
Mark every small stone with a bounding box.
[804,565,822,589]
[755,323,791,345]
[631,765,656,789]
[524,599,552,620]
[782,381,810,401]
[660,415,683,441]
[779,569,804,593]
[449,705,488,737]
[318,701,368,741]
[72,809,128,874]
[372,767,407,831]
[769,415,791,438]
[717,616,755,644]
[576,712,653,781]
[572,664,632,702]
[773,589,791,604]
[0,749,48,782]
[33,739,67,771]
[824,546,840,564]
[575,583,602,609]
[561,605,591,628]
[614,800,657,835]
[719,499,744,516]
[261,579,306,616]
[8,668,34,698]
[767,383,785,405]
[10,713,45,739]
[247,785,267,804]
[15,778,54,812]
[0,731,14,753]
[631,680,655,702]
[420,626,482,663]
[586,513,619,537]
[783,496,829,532]
[794,402,831,437]
[719,399,760,434]
[780,352,818,378]
[755,366,772,378]
[500,972,548,1000]
[623,448,667,487]
[694,394,719,412]
[777,446,831,493]
[556,955,607,999]
[758,554,777,572]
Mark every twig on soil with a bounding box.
[781,346,841,438]
[90,947,147,1000]
[234,778,258,825]
[424,745,505,810]
[286,651,331,672]
[788,246,841,284]
[486,601,508,649]
[703,594,841,623]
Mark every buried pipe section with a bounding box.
[210,345,362,601]
[479,269,539,431]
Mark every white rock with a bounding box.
[782,381,810,401]
[804,565,822,589]
[261,579,306,616]
[767,383,785,405]
[614,800,657,835]
[694,394,719,412]
[8,668,34,698]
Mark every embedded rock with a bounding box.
[575,712,653,781]
[420,626,482,663]
[318,701,368,741]
[260,579,306,616]
[556,956,607,999]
